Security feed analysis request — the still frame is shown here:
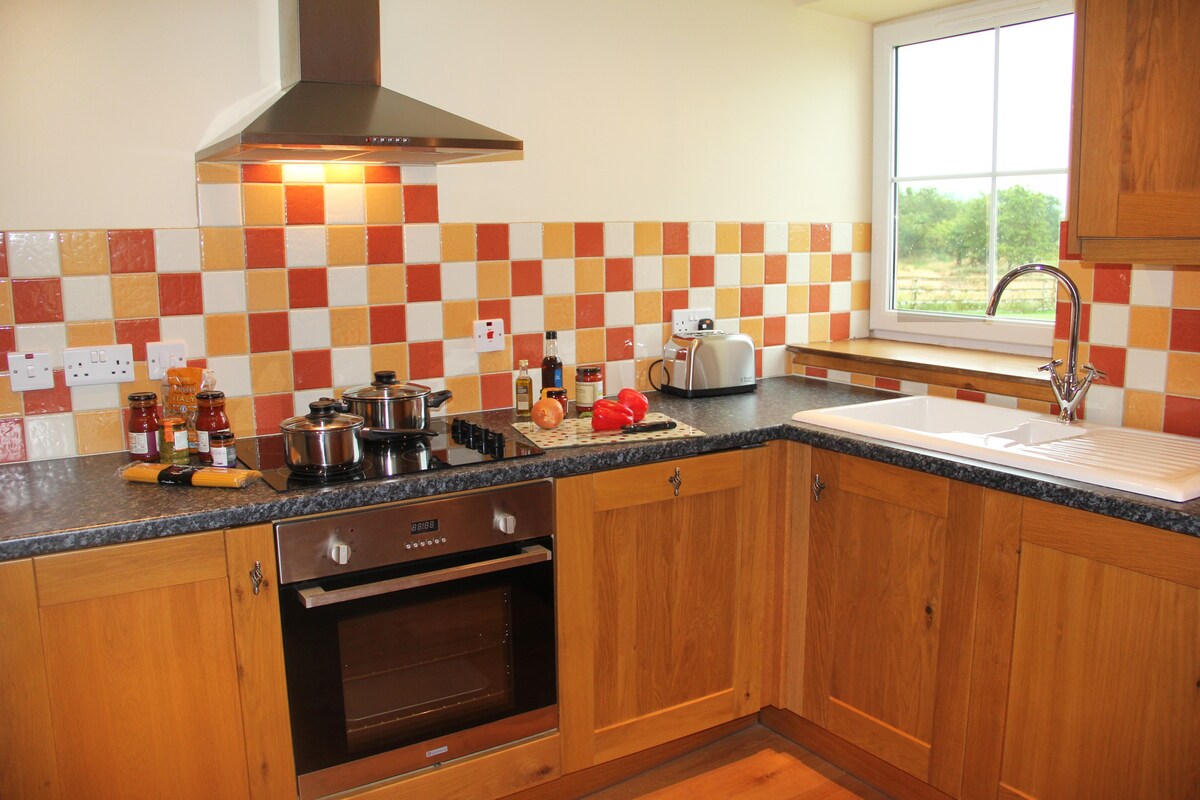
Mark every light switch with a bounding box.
[472,319,506,353]
[7,351,55,391]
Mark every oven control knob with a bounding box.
[329,542,352,565]
[494,512,517,535]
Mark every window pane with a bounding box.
[996,15,1075,171]
[990,174,1067,320]
[895,30,995,177]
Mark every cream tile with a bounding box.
[7,231,60,277]
[324,184,365,224]
[62,275,113,321]
[197,183,243,227]
[286,226,327,267]
[327,266,368,307]
[202,271,247,314]
[154,229,201,272]
[404,224,441,263]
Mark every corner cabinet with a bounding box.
[1069,0,1200,263]
[555,446,781,773]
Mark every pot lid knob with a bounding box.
[306,399,338,420]
[372,370,398,386]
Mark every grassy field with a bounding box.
[895,260,1057,320]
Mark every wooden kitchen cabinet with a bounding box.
[1069,0,1200,263]
[555,446,780,773]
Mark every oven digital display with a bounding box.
[410,519,440,535]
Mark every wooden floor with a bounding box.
[580,726,889,800]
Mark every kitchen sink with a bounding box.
[793,395,1200,502]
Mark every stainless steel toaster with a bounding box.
[660,330,756,398]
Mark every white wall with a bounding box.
[0,0,872,231]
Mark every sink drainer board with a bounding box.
[794,395,1200,502]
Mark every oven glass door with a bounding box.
[279,539,556,797]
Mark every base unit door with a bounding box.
[556,448,774,772]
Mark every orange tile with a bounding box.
[789,223,811,253]
[201,227,246,270]
[1166,352,1200,396]
[243,184,285,227]
[810,254,832,283]
[205,313,249,356]
[246,269,288,311]
[111,274,159,319]
[324,164,364,183]
[1127,306,1170,349]
[851,280,871,311]
[1059,260,1093,303]
[575,258,605,294]
[852,223,871,252]
[788,285,809,314]
[442,300,477,339]
[662,255,688,289]
[368,264,405,304]
[715,287,740,319]
[225,395,255,440]
[927,384,957,399]
[365,184,404,224]
[808,313,830,343]
[444,375,482,414]
[850,373,875,388]
[441,223,476,262]
[715,222,740,254]
[250,351,293,394]
[330,306,369,346]
[1123,389,1164,432]
[327,225,366,266]
[740,254,765,286]
[476,261,511,299]
[575,328,607,364]
[196,163,239,184]
[634,222,662,256]
[1173,267,1200,308]
[74,410,124,455]
[66,321,115,347]
[542,223,574,259]
[0,281,11,325]
[125,364,160,398]
[1016,397,1054,414]
[0,379,21,416]
[59,231,110,275]
[544,295,575,331]
[741,317,764,347]
[635,357,661,392]
[370,343,408,379]
[634,290,661,324]
[478,337,513,374]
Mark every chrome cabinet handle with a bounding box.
[812,474,826,502]
[668,466,682,496]
[249,560,264,595]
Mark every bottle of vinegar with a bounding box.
[541,331,562,390]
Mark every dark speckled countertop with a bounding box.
[2,375,1197,561]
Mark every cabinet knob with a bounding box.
[248,560,264,595]
[812,474,826,502]
[668,466,682,497]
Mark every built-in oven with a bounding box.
[275,481,556,800]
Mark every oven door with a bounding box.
[279,538,556,800]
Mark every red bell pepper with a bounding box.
[617,388,649,422]
[591,399,635,431]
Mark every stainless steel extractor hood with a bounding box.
[196,0,522,165]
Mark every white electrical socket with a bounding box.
[63,344,136,387]
[7,350,55,391]
[472,318,506,353]
[146,340,187,380]
[671,307,715,334]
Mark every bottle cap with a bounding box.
[519,359,528,368]
[545,330,557,339]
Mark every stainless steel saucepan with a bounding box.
[329,371,452,434]
[280,400,364,474]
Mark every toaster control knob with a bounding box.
[494,512,517,535]
[329,541,352,566]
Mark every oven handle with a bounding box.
[294,544,552,609]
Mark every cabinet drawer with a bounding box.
[591,450,744,511]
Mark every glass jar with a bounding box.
[209,429,237,468]
[160,415,190,465]
[575,366,603,415]
[541,386,568,416]
[195,390,229,465]
[127,392,161,463]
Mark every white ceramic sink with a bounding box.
[793,395,1200,502]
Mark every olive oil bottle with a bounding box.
[515,360,533,417]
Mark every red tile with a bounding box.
[480,372,513,410]
[1164,395,1200,438]
[576,294,605,328]
[740,287,764,317]
[253,393,294,435]
[0,418,26,463]
[285,185,325,225]
[763,316,786,346]
[575,223,604,257]
[1087,345,1126,387]
[956,389,986,403]
[662,289,689,320]
[831,254,852,282]
[741,223,764,254]
[408,341,444,379]
[406,263,441,302]
[1092,263,1131,304]
[477,224,510,261]
[242,164,282,183]
[0,234,7,278]
[12,278,63,323]
[292,349,332,390]
[108,230,156,273]
[158,273,203,316]
[186,357,207,370]
[288,268,328,308]
[23,369,71,414]
[764,254,786,284]
[249,311,290,352]
[369,304,406,344]
[115,318,161,362]
[663,223,689,255]
[689,256,714,287]
[365,165,401,183]
[513,333,543,370]
[809,284,830,313]
[754,348,763,379]
[477,299,511,331]
[876,377,902,391]
[1170,308,1200,352]
[245,228,286,269]
[806,366,828,379]
[829,312,850,341]
[511,260,543,296]
[605,258,633,292]
[0,326,14,354]
[810,224,831,253]
[605,326,634,361]
[1055,301,1091,341]
[367,225,404,265]
[402,185,439,223]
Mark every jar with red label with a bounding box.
[195,390,229,465]
[127,392,161,462]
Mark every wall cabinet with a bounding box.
[1069,0,1200,263]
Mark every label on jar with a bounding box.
[196,429,211,454]
[172,427,189,452]
[576,379,602,408]
[129,430,157,459]
[211,443,237,468]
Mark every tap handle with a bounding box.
[1082,363,1107,383]
[1038,358,1063,374]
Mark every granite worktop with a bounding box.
[2,375,1198,561]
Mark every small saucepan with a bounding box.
[280,400,364,474]
[329,371,452,434]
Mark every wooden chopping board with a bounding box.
[512,412,705,449]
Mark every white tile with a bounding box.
[403,224,441,263]
[716,317,740,333]
[900,380,927,396]
[511,295,544,334]
[542,259,575,295]
[634,323,664,359]
[849,310,870,338]
[826,369,852,385]
[689,222,716,255]
[282,164,325,183]
[293,389,330,416]
[289,308,331,350]
[509,223,543,260]
[1124,348,1167,392]
[634,256,663,290]
[985,393,1019,409]
[154,229,201,272]
[443,338,479,377]
[688,286,716,311]
[850,253,870,281]
[831,223,853,252]
[441,262,477,300]
[6,231,60,277]
[24,413,76,460]
[1088,303,1130,346]
[762,345,789,377]
[1083,384,1125,426]
[555,330,577,366]
[401,165,437,184]
[285,226,327,267]
[69,383,118,412]
[785,314,808,345]
[159,315,206,358]
[715,254,741,287]
[1130,267,1174,307]
[62,275,113,321]
[763,284,788,317]
[603,360,637,394]
[605,291,635,327]
[202,271,247,314]
[764,222,788,254]
[829,283,852,313]
[331,346,372,389]
[197,183,243,227]
[327,266,367,307]
[324,184,365,224]
[205,355,252,397]
[786,253,811,285]
[14,324,68,368]
[604,222,635,257]
[405,302,443,342]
